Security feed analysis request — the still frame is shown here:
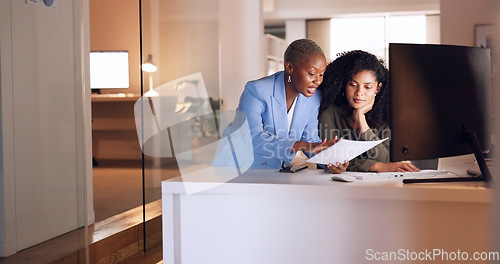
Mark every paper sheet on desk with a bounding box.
[307,138,388,164]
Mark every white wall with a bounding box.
[89,0,140,95]
[155,0,220,100]
[0,0,89,256]
[306,20,332,61]
[440,0,498,46]
[220,0,264,110]
[440,0,499,255]
[265,0,439,24]
[285,19,306,44]
[494,11,500,257]
[83,0,94,229]
[0,0,16,256]
[103,0,245,109]
[426,14,441,44]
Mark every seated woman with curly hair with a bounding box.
[318,50,420,174]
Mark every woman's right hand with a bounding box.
[292,137,339,154]
[352,97,375,134]
[310,137,338,154]
[370,161,420,172]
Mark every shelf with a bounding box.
[265,34,286,75]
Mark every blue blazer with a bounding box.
[213,71,322,169]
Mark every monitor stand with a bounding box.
[403,131,492,184]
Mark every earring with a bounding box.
[288,75,291,83]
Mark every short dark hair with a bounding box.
[284,39,324,65]
[319,50,390,128]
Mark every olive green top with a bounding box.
[318,104,390,172]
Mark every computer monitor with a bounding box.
[89,51,130,92]
[389,43,492,183]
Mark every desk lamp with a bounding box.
[142,54,158,97]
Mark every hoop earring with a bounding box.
[288,75,291,83]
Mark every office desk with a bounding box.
[162,166,492,264]
[91,94,141,161]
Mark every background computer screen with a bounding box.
[389,43,491,162]
[89,51,130,89]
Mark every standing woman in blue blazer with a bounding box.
[214,39,344,171]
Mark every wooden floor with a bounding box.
[92,159,180,222]
[0,200,164,264]
[0,159,181,264]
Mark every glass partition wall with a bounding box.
[139,0,221,251]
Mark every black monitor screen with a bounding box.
[389,43,491,162]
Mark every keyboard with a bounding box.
[345,170,449,181]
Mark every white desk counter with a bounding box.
[162,167,493,264]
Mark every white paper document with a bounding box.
[307,138,389,165]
